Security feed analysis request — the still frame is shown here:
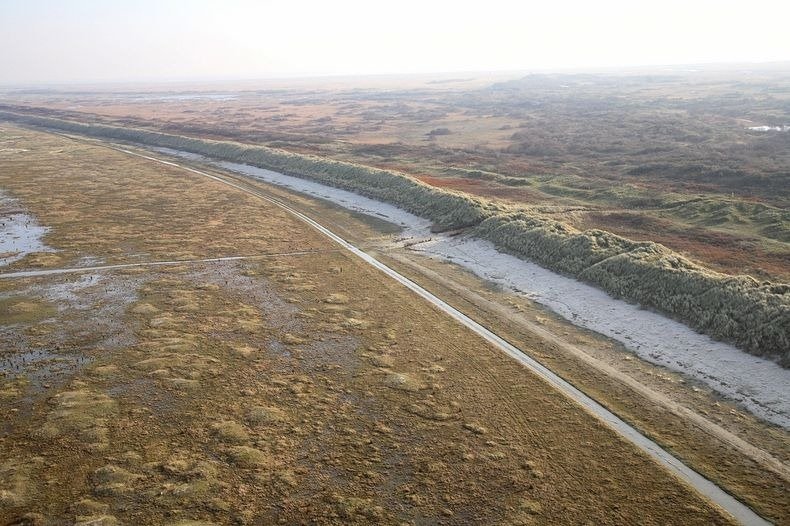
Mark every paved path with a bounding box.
[48,137,773,525]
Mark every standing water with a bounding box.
[0,191,52,267]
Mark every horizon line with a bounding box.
[2,59,789,90]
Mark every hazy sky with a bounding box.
[1,0,789,84]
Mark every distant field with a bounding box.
[2,66,788,282]
[0,125,750,524]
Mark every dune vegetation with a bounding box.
[2,111,788,365]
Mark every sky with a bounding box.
[1,0,789,84]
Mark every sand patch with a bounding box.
[245,405,288,426]
[505,498,544,525]
[0,377,28,401]
[383,372,426,392]
[75,515,120,526]
[130,303,159,315]
[165,521,219,526]
[462,422,488,435]
[134,353,220,376]
[0,456,44,507]
[147,315,179,329]
[92,464,144,496]
[90,364,120,377]
[230,343,257,358]
[72,499,119,526]
[342,317,370,330]
[406,403,456,422]
[324,293,350,305]
[326,493,386,522]
[369,354,395,368]
[154,453,220,502]
[71,498,110,516]
[282,333,306,345]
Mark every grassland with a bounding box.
[2,109,787,367]
[0,125,756,524]
[156,153,790,524]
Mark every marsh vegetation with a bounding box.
[1,126,757,524]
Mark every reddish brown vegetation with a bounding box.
[582,212,790,281]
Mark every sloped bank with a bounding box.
[2,111,788,365]
[473,214,789,364]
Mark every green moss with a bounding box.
[210,420,249,444]
[0,296,56,325]
[227,446,271,469]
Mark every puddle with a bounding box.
[0,191,53,266]
[0,270,145,411]
[747,125,790,132]
[0,348,90,384]
[41,273,103,307]
[187,260,301,333]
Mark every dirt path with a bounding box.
[0,250,338,280]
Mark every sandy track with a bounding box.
[0,250,339,280]
[88,140,770,525]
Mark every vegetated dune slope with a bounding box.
[2,111,788,366]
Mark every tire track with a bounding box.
[0,251,339,280]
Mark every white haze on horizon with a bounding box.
[1,0,789,85]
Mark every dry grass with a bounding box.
[0,124,759,524]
